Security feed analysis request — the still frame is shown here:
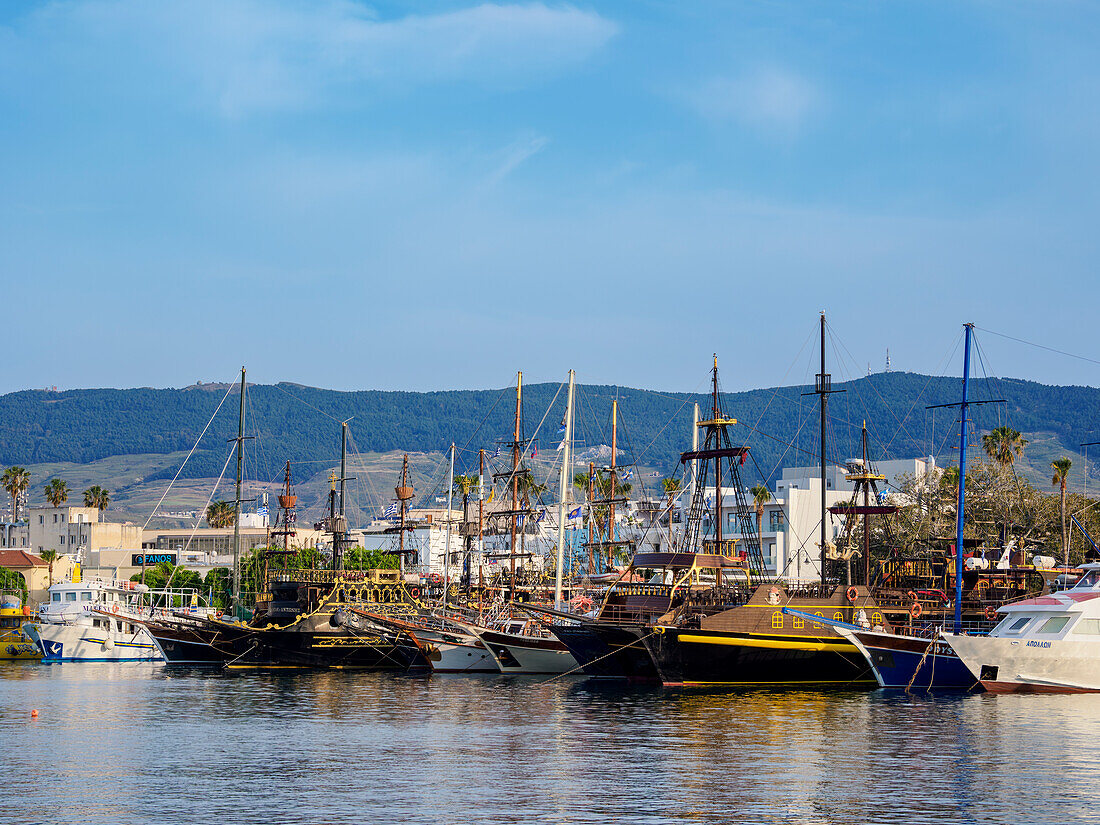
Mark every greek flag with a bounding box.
[257,505,269,516]
[622,470,634,480]
[383,502,399,519]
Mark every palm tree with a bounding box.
[205,500,236,529]
[981,426,1029,470]
[660,476,681,521]
[981,426,1028,547]
[1051,457,1073,567]
[750,484,772,540]
[2,466,30,521]
[83,485,111,511]
[45,478,69,507]
[39,549,59,586]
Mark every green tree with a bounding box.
[661,476,681,536]
[0,566,28,603]
[205,500,236,528]
[981,426,1029,469]
[44,478,69,507]
[2,466,30,521]
[83,485,110,511]
[344,546,399,570]
[38,549,59,586]
[750,484,772,539]
[204,567,232,609]
[1051,457,1073,567]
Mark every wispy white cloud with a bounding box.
[1,1,618,116]
[483,135,549,186]
[684,66,820,134]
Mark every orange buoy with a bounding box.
[30,709,38,718]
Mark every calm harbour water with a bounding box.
[1,663,1097,825]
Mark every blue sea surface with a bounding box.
[0,664,1096,824]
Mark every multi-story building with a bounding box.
[20,506,142,559]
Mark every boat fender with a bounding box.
[104,638,114,650]
[846,586,859,603]
[984,605,998,621]
[909,602,922,619]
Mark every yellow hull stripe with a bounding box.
[679,679,875,686]
[677,633,859,653]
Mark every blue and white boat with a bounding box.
[23,572,161,662]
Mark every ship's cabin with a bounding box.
[1069,565,1100,591]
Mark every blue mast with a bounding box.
[954,323,973,634]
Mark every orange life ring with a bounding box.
[111,603,120,614]
[909,602,922,619]
[984,605,998,621]
[846,586,859,603]
[410,588,421,599]
[906,591,917,603]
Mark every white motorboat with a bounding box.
[945,563,1100,693]
[458,616,578,675]
[23,574,161,662]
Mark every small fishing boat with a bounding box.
[944,563,1100,693]
[0,593,38,660]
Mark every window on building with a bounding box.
[771,611,783,629]
[59,536,65,545]
[60,514,65,523]
[53,514,58,523]
[834,612,844,623]
[768,511,784,532]
[793,616,804,629]
[65,592,76,602]
[871,612,883,626]
[39,516,44,524]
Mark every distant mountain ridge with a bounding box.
[2,373,1099,489]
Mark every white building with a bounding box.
[625,456,937,584]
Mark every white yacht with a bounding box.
[945,563,1100,693]
[23,571,161,662]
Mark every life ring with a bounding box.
[909,602,922,619]
[410,587,421,599]
[906,591,917,603]
[111,603,120,614]
[984,605,998,621]
[846,586,859,603]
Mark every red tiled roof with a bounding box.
[0,550,48,568]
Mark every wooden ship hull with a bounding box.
[642,585,877,688]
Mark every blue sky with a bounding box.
[1,0,1099,394]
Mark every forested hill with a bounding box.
[1,372,1098,487]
